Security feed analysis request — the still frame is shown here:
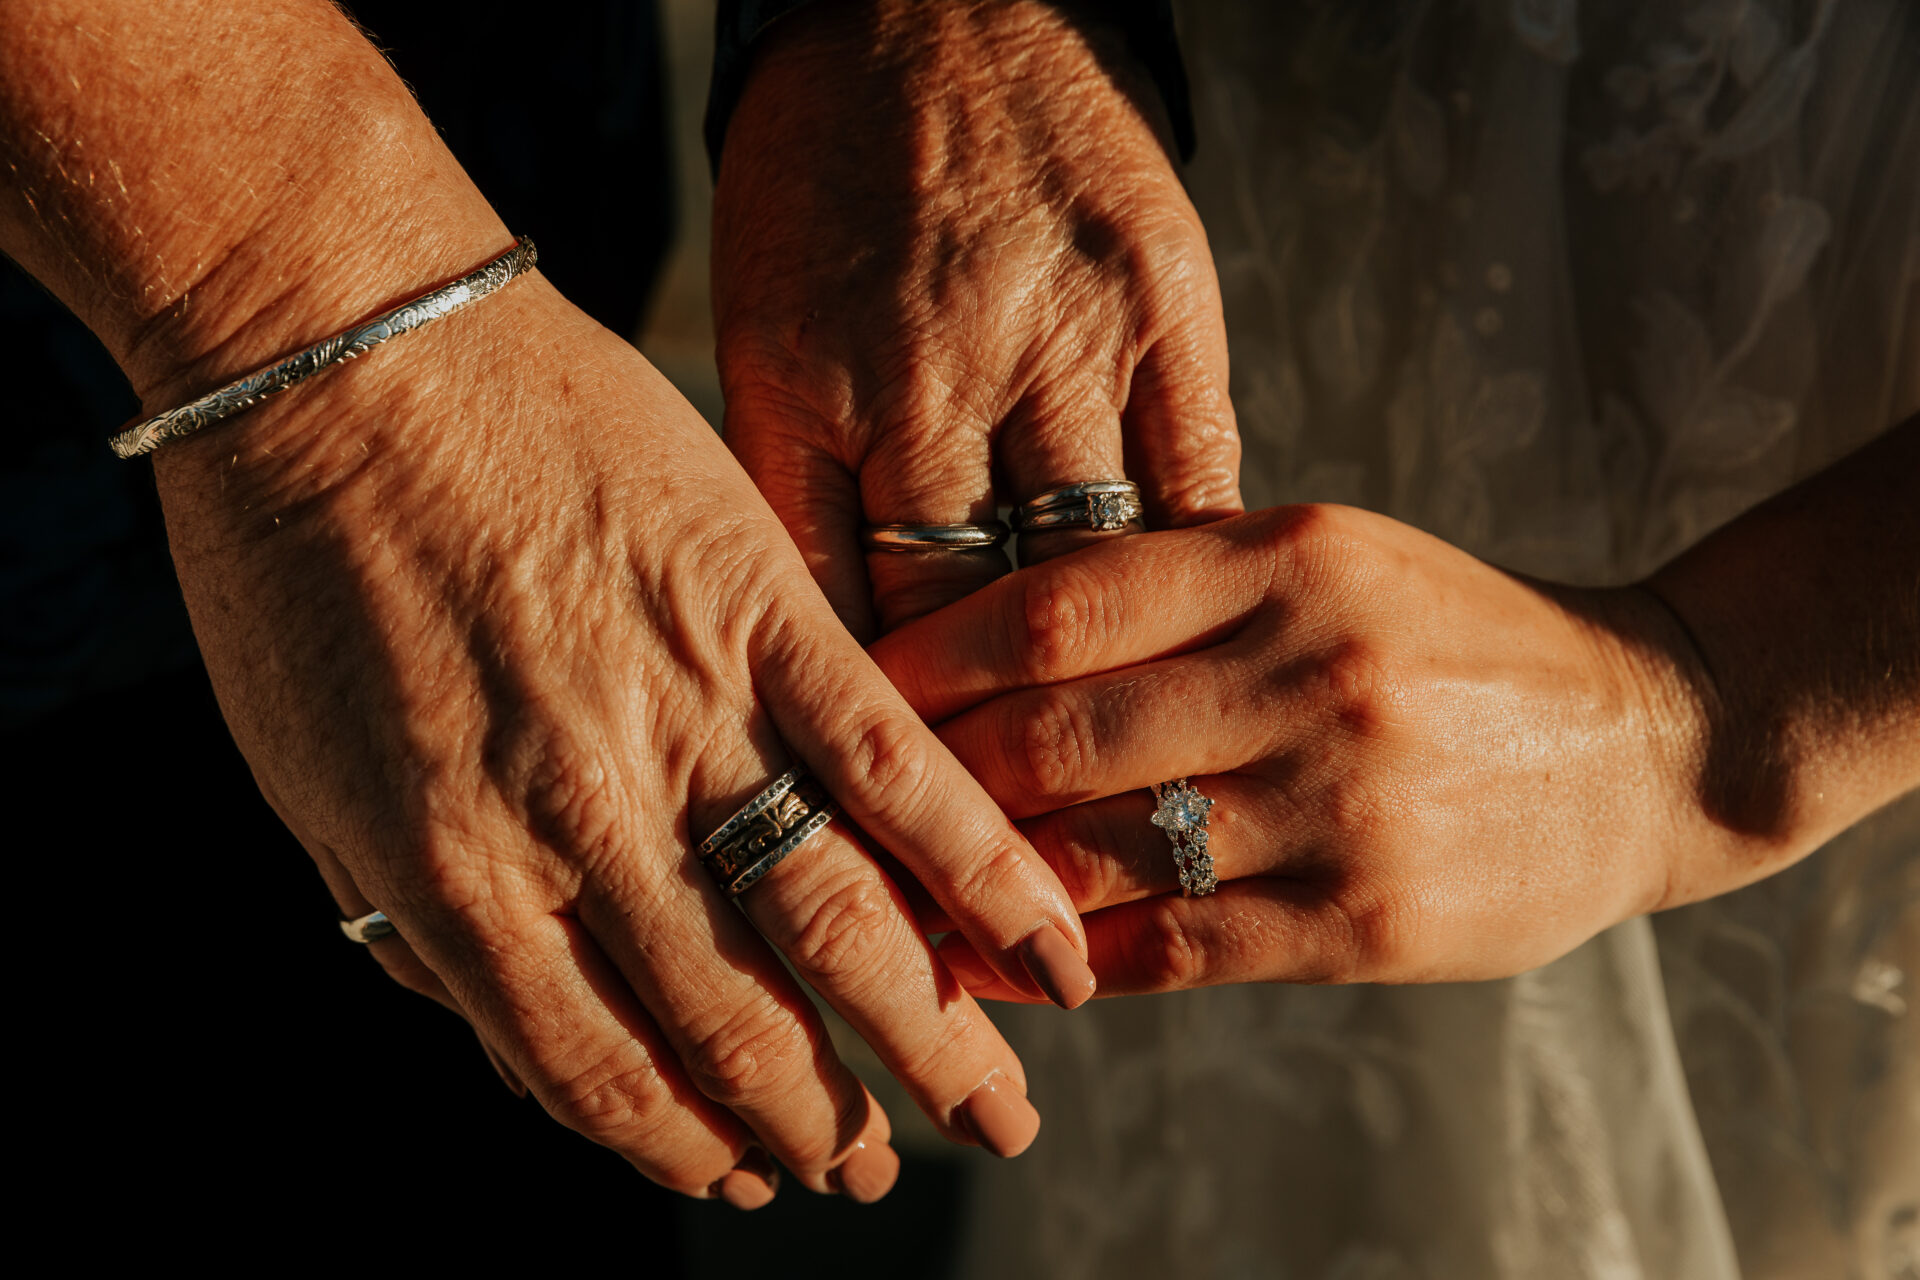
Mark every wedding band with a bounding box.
[1149,778,1218,897]
[861,522,1010,552]
[698,766,840,897]
[340,909,397,943]
[1012,480,1143,534]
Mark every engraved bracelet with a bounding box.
[109,237,538,459]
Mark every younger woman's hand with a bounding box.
[871,502,1858,996]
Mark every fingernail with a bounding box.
[709,1147,779,1210]
[827,1138,901,1204]
[938,940,998,989]
[1019,923,1097,1010]
[479,1037,528,1098]
[959,1072,1041,1158]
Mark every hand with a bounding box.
[872,505,1736,994]
[153,269,1094,1200]
[711,0,1242,637]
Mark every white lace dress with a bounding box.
[957,3,1919,1276]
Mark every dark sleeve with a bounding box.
[702,0,1196,177]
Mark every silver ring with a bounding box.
[861,522,1010,552]
[1149,779,1218,897]
[1012,480,1143,534]
[341,909,397,943]
[697,766,841,897]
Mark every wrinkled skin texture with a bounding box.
[873,505,1744,995]
[713,0,1242,637]
[152,273,1089,1199]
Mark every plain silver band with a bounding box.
[110,237,538,459]
[1013,480,1139,522]
[340,910,397,944]
[861,522,1011,552]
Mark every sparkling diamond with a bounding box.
[1088,492,1134,531]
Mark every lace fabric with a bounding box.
[958,3,1919,1276]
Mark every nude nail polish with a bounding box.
[827,1139,901,1204]
[1019,923,1097,1009]
[709,1147,779,1210]
[959,1072,1041,1158]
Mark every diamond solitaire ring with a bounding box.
[1149,778,1219,897]
[1012,480,1143,535]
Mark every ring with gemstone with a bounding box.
[1148,778,1218,897]
[1012,480,1143,535]
[697,766,841,897]
[861,522,1011,552]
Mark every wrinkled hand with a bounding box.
[712,0,1241,637]
[153,269,1093,1200]
[872,506,1728,994]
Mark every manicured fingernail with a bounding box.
[938,939,998,989]
[478,1037,527,1098]
[709,1148,779,1210]
[827,1139,901,1204]
[1019,923,1097,1010]
[959,1072,1041,1158]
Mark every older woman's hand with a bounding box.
[711,0,1241,637]
[4,0,1093,1207]
[872,442,1920,994]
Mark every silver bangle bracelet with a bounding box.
[109,236,538,460]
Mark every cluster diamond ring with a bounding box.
[861,522,1010,552]
[1149,778,1219,897]
[1012,480,1143,535]
[697,766,840,897]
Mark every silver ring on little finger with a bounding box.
[1012,480,1143,535]
[340,909,398,943]
[1148,778,1219,897]
[860,521,1011,552]
[697,766,841,897]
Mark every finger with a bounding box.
[1123,311,1244,530]
[727,398,877,640]
[996,379,1134,568]
[757,602,1097,1011]
[398,903,767,1202]
[870,515,1276,724]
[943,879,1349,999]
[571,750,900,1195]
[737,811,1045,1163]
[935,637,1276,818]
[857,405,1009,634]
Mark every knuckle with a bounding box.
[1327,882,1415,982]
[684,1000,809,1108]
[783,867,905,991]
[1306,640,1395,744]
[1015,688,1099,801]
[549,1051,685,1162]
[945,838,1038,921]
[1049,832,1120,909]
[1019,562,1113,682]
[1138,897,1205,990]
[844,711,932,813]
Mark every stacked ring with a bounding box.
[861,522,1010,552]
[1012,480,1143,534]
[1148,778,1219,897]
[697,766,840,897]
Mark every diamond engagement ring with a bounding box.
[861,522,1011,552]
[1012,480,1143,535]
[698,767,840,897]
[1149,779,1219,897]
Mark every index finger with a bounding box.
[870,515,1273,723]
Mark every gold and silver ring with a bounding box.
[697,766,840,897]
